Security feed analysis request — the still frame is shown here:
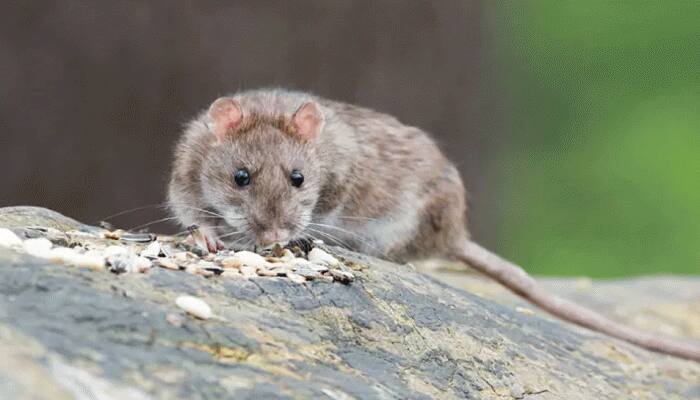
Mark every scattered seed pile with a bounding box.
[0,227,356,285]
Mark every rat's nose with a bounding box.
[258,228,291,246]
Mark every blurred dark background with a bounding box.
[1,1,698,276]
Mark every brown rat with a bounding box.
[168,89,700,362]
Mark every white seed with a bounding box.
[308,248,340,266]
[233,251,268,268]
[175,295,212,320]
[288,257,313,268]
[140,241,162,259]
[50,247,105,270]
[286,272,307,284]
[240,266,257,278]
[221,256,243,269]
[0,228,23,248]
[221,270,243,279]
[131,257,152,273]
[104,245,128,257]
[22,238,53,258]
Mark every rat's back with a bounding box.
[311,96,469,260]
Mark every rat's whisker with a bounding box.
[307,222,381,253]
[99,203,169,221]
[335,216,380,222]
[303,226,353,250]
[217,229,247,240]
[127,215,222,232]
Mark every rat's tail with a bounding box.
[455,240,700,362]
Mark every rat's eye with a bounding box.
[233,169,251,187]
[290,170,304,187]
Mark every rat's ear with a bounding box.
[207,97,243,142]
[292,101,324,141]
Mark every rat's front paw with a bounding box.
[186,225,225,253]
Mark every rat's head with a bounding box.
[199,96,324,246]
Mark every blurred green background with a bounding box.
[489,2,700,277]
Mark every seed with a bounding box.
[102,230,124,240]
[132,257,152,273]
[0,228,23,248]
[221,257,243,269]
[256,268,278,277]
[50,247,105,270]
[121,232,157,243]
[107,254,151,274]
[22,238,53,258]
[308,248,340,266]
[295,268,323,280]
[329,269,355,283]
[185,265,213,277]
[140,241,162,259]
[221,270,243,279]
[286,272,307,284]
[172,252,196,263]
[155,258,179,270]
[234,251,268,268]
[288,257,314,268]
[175,295,212,320]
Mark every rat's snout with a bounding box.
[258,228,291,246]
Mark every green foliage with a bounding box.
[489,2,700,276]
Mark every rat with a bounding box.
[168,88,700,362]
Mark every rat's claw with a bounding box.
[186,225,223,254]
[204,235,223,253]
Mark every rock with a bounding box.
[0,206,698,399]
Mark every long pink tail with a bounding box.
[456,240,700,362]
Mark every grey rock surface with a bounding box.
[0,206,698,399]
